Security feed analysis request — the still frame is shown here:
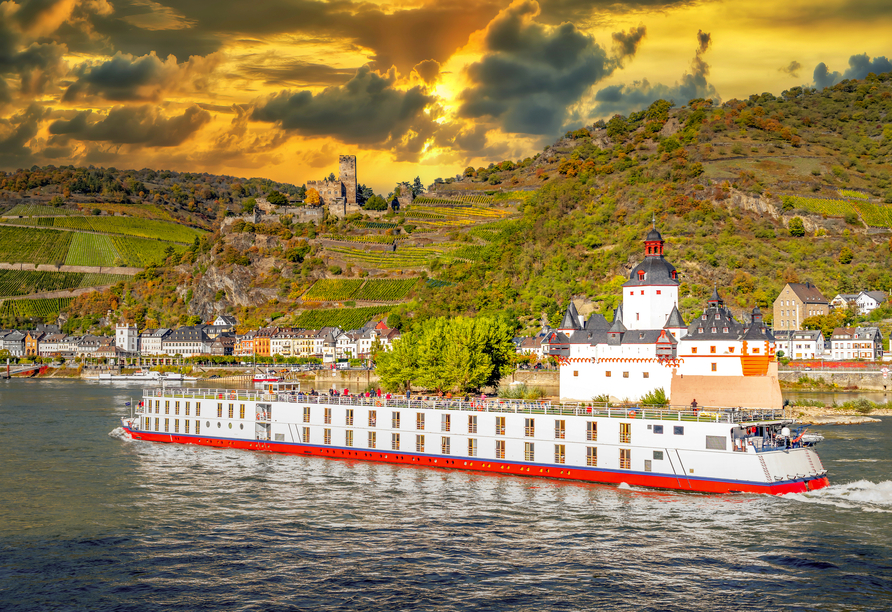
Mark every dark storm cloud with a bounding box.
[779,60,801,77]
[239,60,357,87]
[612,25,647,65]
[813,53,892,89]
[413,60,441,85]
[64,53,170,102]
[537,0,696,24]
[251,66,433,145]
[0,18,66,97]
[0,103,47,166]
[89,0,503,74]
[591,29,718,117]
[48,105,212,146]
[458,0,619,136]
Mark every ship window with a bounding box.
[164,418,169,432]
[495,416,506,435]
[620,448,631,469]
[155,400,159,413]
[174,401,179,415]
[240,404,245,419]
[524,418,535,437]
[346,409,354,426]
[706,436,727,450]
[240,424,244,430]
[441,437,450,455]
[555,420,565,439]
[620,423,631,444]
[217,403,223,418]
[496,440,505,459]
[165,401,169,415]
[228,423,232,429]
[392,412,400,429]
[368,431,376,448]
[144,417,150,430]
[416,434,425,452]
[653,451,664,460]
[301,427,309,443]
[346,428,354,446]
[468,415,477,434]
[644,459,652,472]
[174,419,179,433]
[524,442,535,461]
[324,408,332,424]
[323,429,331,444]
[217,422,221,428]
[554,444,566,464]
[303,406,311,423]
[586,447,597,466]
[155,418,159,430]
[643,372,650,378]
[441,414,451,432]
[185,402,190,416]
[391,433,400,450]
[368,410,376,427]
[674,426,685,435]
[468,438,477,457]
[587,421,597,441]
[195,403,200,417]
[228,404,234,419]
[654,425,664,434]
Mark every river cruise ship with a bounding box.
[122,384,829,495]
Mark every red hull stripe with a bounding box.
[125,428,830,495]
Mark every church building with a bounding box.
[558,227,781,408]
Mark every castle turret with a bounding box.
[621,226,680,331]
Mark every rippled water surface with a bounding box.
[1,380,891,611]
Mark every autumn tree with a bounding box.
[787,216,805,237]
[305,188,321,206]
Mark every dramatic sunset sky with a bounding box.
[1,0,890,192]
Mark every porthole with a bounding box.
[217,422,221,428]
[206,421,210,427]
[240,424,244,430]
[228,423,233,429]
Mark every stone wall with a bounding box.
[0,262,140,274]
[778,369,892,391]
[339,155,357,205]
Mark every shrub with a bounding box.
[640,387,669,406]
[328,265,342,275]
[788,217,805,237]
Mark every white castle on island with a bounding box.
[554,227,781,408]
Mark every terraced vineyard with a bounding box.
[852,201,892,227]
[353,279,419,301]
[356,221,398,229]
[293,306,391,330]
[112,236,179,267]
[780,195,857,217]
[839,189,870,200]
[303,279,365,301]
[0,269,130,297]
[328,245,456,269]
[65,233,120,267]
[0,297,73,318]
[0,226,72,265]
[404,205,511,228]
[5,204,78,216]
[3,215,203,243]
[414,194,495,205]
[323,234,400,245]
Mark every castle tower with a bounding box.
[621,227,680,331]
[339,155,357,205]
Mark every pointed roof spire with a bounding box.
[708,286,723,305]
[608,317,627,334]
[559,303,581,330]
[664,304,687,328]
[614,304,624,325]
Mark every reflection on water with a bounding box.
[1,380,891,611]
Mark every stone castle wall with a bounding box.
[339,155,357,205]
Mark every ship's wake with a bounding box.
[108,427,133,441]
[781,480,892,512]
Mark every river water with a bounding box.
[1,379,890,611]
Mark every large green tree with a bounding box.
[375,316,516,392]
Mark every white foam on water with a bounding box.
[617,482,632,489]
[833,458,880,463]
[781,480,892,513]
[108,427,133,441]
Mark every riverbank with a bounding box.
[789,403,889,425]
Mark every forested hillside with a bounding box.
[12,72,892,336]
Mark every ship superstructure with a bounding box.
[123,385,829,495]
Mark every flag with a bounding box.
[124,402,131,406]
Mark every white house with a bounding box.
[140,328,171,356]
[789,329,825,359]
[161,327,211,357]
[830,327,883,360]
[856,291,887,315]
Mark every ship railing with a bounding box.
[139,388,786,424]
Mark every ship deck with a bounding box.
[141,387,788,425]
